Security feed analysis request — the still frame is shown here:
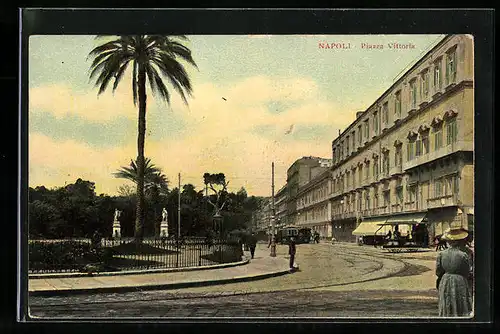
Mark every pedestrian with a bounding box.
[314,232,320,244]
[288,236,296,270]
[435,227,473,317]
[248,232,257,259]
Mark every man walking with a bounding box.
[289,237,296,270]
[248,232,258,259]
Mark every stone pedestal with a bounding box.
[160,220,169,237]
[112,220,121,238]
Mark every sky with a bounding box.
[29,34,446,197]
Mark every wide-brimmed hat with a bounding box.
[442,227,469,241]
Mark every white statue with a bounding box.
[114,209,121,222]
[160,208,169,237]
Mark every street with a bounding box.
[29,243,441,319]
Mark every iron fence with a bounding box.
[28,236,243,274]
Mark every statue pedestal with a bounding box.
[112,220,121,238]
[160,220,169,237]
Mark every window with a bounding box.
[382,102,389,124]
[374,191,379,208]
[383,152,390,175]
[435,178,443,197]
[445,177,453,196]
[422,135,430,154]
[352,132,356,151]
[364,120,370,139]
[409,79,417,108]
[395,91,402,117]
[407,141,415,161]
[383,190,390,207]
[346,136,350,155]
[421,70,430,99]
[408,185,417,202]
[373,111,379,135]
[454,174,460,194]
[352,169,356,188]
[373,158,379,179]
[358,125,362,145]
[446,118,458,145]
[395,145,402,166]
[365,162,370,179]
[396,186,403,204]
[446,49,457,86]
[357,193,362,211]
[365,192,370,210]
[434,126,443,150]
[434,59,442,90]
[359,165,363,185]
[415,139,422,157]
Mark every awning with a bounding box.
[379,212,428,226]
[352,218,389,236]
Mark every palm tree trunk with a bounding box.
[135,64,147,243]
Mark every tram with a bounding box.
[276,226,312,244]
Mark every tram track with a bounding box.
[30,244,413,308]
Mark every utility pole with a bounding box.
[176,172,181,267]
[178,173,181,240]
[270,162,276,257]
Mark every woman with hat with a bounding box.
[435,227,473,317]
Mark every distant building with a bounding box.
[295,168,332,238]
[286,156,332,226]
[274,185,288,228]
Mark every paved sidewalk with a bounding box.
[29,252,291,297]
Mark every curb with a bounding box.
[29,267,292,297]
[29,256,251,280]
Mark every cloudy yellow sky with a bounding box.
[29,34,445,197]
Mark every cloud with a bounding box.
[29,75,353,196]
[29,72,138,122]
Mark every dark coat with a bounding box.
[289,241,296,255]
[248,235,257,247]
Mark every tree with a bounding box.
[114,158,170,236]
[203,173,230,217]
[88,35,197,242]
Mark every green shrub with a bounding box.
[29,240,98,272]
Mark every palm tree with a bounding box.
[88,35,197,241]
[114,158,170,236]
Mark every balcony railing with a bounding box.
[427,194,458,209]
[403,141,473,171]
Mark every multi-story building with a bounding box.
[295,169,332,238]
[330,34,474,243]
[253,197,272,233]
[286,156,332,225]
[274,185,288,228]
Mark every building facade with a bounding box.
[274,185,288,229]
[329,34,474,243]
[295,169,332,238]
[253,197,272,233]
[286,156,332,226]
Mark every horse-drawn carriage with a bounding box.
[374,220,430,253]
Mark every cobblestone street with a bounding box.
[29,243,441,319]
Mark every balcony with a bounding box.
[391,203,404,213]
[389,164,403,176]
[427,194,459,209]
[403,141,473,171]
[404,201,418,211]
